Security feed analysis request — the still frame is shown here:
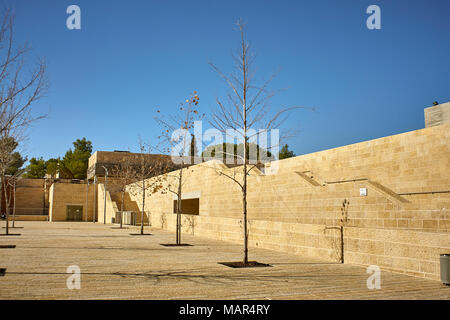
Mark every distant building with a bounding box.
[87,150,175,179]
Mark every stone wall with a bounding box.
[2,178,47,215]
[425,102,450,128]
[147,212,448,280]
[49,182,95,222]
[128,123,450,281]
[97,182,148,226]
[87,151,173,179]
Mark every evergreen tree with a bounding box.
[202,142,273,163]
[0,137,26,176]
[6,152,27,175]
[190,134,198,157]
[60,138,93,179]
[45,158,59,178]
[279,144,295,159]
[23,138,93,179]
[23,157,46,178]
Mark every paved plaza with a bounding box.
[0,222,449,300]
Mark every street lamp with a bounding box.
[102,166,108,224]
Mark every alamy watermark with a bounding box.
[170,121,281,173]
[366,5,381,30]
[65,5,380,31]
[66,265,81,290]
[66,5,81,30]
[366,265,381,289]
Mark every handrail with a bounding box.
[325,178,368,184]
[295,171,409,204]
[399,190,450,196]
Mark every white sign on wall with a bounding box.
[360,188,368,196]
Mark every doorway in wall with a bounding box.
[66,205,83,221]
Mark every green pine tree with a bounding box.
[279,144,295,159]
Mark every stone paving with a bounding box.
[0,221,449,300]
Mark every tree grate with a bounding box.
[218,261,271,268]
[160,243,193,247]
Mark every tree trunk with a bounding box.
[2,174,8,235]
[0,177,2,231]
[12,181,16,228]
[120,190,124,229]
[340,225,344,264]
[243,156,248,265]
[242,30,249,265]
[176,168,183,245]
[141,179,145,235]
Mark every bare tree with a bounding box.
[324,199,349,263]
[155,92,202,245]
[0,8,47,136]
[128,141,168,235]
[209,19,305,265]
[0,8,47,234]
[111,154,138,229]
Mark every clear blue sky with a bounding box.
[7,0,450,160]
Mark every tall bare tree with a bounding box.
[0,8,47,234]
[209,20,304,265]
[155,92,202,245]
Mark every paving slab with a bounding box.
[0,221,449,300]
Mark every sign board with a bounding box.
[360,188,368,196]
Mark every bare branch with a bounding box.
[0,8,48,138]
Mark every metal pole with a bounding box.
[102,166,108,224]
[93,175,97,223]
[85,179,89,222]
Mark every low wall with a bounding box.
[2,178,47,215]
[7,215,48,221]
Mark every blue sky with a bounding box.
[6,0,450,160]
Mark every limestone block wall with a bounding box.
[127,123,450,280]
[97,184,118,224]
[146,211,448,280]
[87,151,174,179]
[97,184,148,225]
[49,182,95,222]
[265,123,449,195]
[425,102,450,128]
[8,179,46,215]
[110,191,147,225]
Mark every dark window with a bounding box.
[173,198,199,215]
